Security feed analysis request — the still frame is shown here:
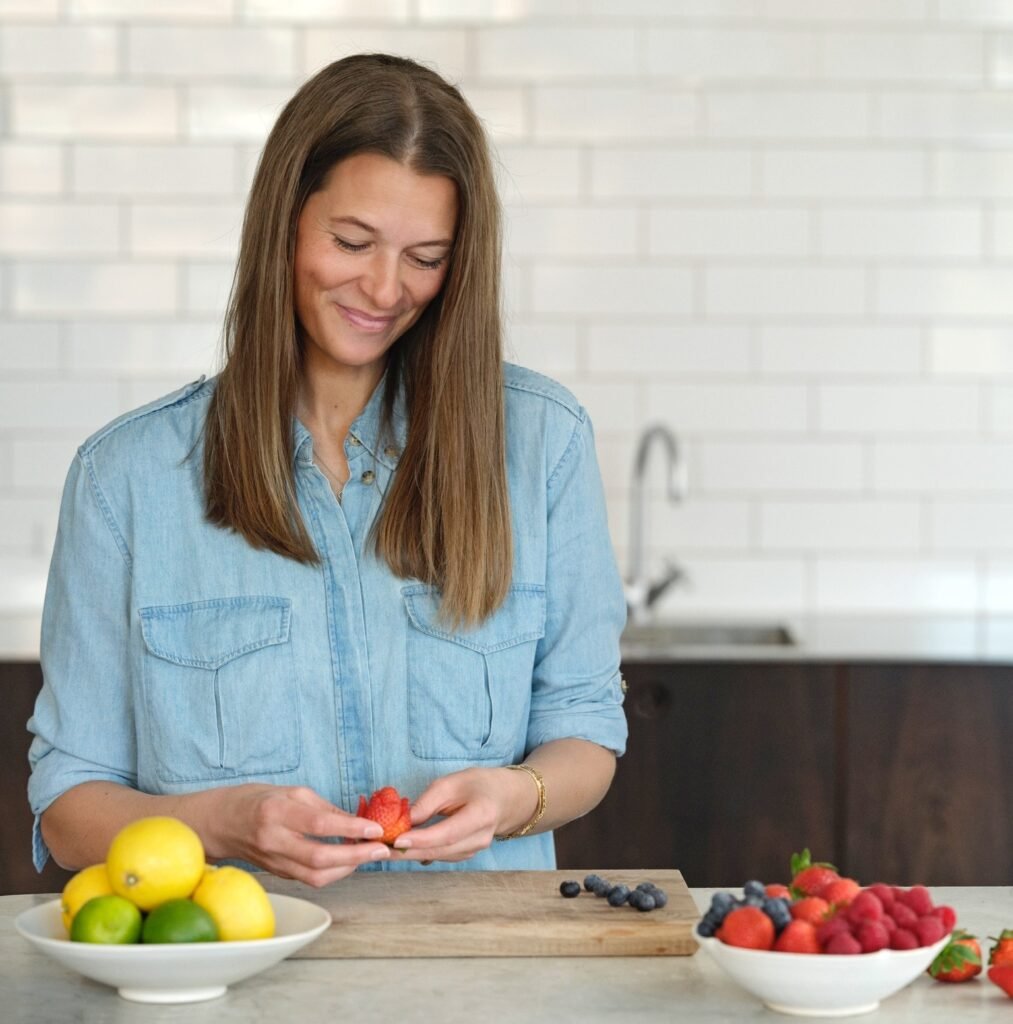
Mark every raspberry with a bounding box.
[881,914,897,934]
[716,907,775,950]
[890,928,919,951]
[933,905,957,932]
[774,920,822,954]
[900,885,934,916]
[915,915,947,947]
[846,891,884,926]
[816,914,852,946]
[825,931,863,955]
[890,902,918,930]
[791,897,830,925]
[866,883,895,912]
[857,920,890,953]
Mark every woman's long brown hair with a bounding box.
[203,54,511,627]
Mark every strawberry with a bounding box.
[716,906,775,950]
[928,930,982,983]
[789,849,839,900]
[989,929,1013,967]
[989,965,1013,998]
[821,877,861,907]
[356,785,412,845]
[791,897,831,925]
[774,919,821,954]
[765,883,791,900]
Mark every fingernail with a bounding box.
[363,824,383,839]
[371,846,390,860]
[393,837,411,849]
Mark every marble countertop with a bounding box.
[2,886,1010,1022]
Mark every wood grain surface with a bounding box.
[263,869,699,958]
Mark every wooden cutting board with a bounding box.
[264,869,699,958]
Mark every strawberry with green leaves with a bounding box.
[789,848,839,900]
[928,930,982,983]
[990,929,1013,967]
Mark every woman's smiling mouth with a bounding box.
[336,304,398,332]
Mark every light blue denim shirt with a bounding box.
[27,363,627,873]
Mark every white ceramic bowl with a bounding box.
[15,893,331,1004]
[694,924,950,1018]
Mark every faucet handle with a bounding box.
[646,559,685,608]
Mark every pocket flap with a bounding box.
[139,597,291,670]
[402,584,545,654]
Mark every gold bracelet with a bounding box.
[495,763,546,841]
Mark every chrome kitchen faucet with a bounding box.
[624,424,687,625]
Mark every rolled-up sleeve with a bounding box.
[525,410,628,756]
[27,449,137,871]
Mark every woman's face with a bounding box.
[294,151,458,379]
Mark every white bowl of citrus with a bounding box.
[15,816,331,1003]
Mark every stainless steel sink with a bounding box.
[621,621,796,650]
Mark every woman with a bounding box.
[28,54,627,887]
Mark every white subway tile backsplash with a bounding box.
[762,149,927,198]
[12,438,82,492]
[647,28,816,80]
[707,91,871,140]
[815,558,978,613]
[478,27,637,79]
[505,204,638,257]
[592,148,753,199]
[930,500,1013,551]
[873,442,1013,494]
[939,0,1013,24]
[878,267,1013,318]
[12,262,176,316]
[459,86,527,140]
[417,0,581,19]
[495,146,582,202]
[304,28,468,80]
[932,149,1013,199]
[1,0,59,15]
[244,0,409,19]
[0,322,60,372]
[700,441,864,493]
[705,266,865,317]
[69,0,234,17]
[535,86,697,141]
[988,386,1013,434]
[531,264,693,316]
[67,321,220,375]
[186,86,291,141]
[0,25,118,76]
[587,325,751,376]
[761,500,921,552]
[182,261,234,316]
[646,497,752,553]
[985,563,1013,613]
[129,203,243,257]
[762,0,929,19]
[929,327,1013,376]
[879,91,1013,141]
[555,378,637,435]
[759,326,922,376]
[72,144,238,197]
[128,27,296,80]
[991,207,1013,258]
[503,320,579,377]
[0,202,121,255]
[0,498,53,552]
[818,384,980,435]
[0,144,63,195]
[649,207,810,258]
[12,85,178,140]
[818,206,982,259]
[651,558,806,616]
[822,32,982,83]
[648,382,808,434]
[0,379,119,431]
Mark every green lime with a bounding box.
[70,894,143,944]
[141,898,219,944]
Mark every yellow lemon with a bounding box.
[60,863,114,934]
[191,865,275,941]
[105,816,205,911]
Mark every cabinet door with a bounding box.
[0,663,73,895]
[553,661,838,887]
[846,664,1013,886]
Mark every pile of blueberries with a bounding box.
[558,874,668,912]
[697,880,791,937]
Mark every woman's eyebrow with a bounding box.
[328,215,453,248]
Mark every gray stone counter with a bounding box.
[3,887,1010,1022]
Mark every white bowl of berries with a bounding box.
[695,864,956,1017]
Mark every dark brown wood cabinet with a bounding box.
[3,658,1012,893]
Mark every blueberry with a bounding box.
[743,894,764,908]
[743,880,766,899]
[697,917,717,937]
[583,874,603,892]
[560,880,581,898]
[629,890,656,912]
[636,881,656,892]
[593,879,612,897]
[607,885,631,907]
[647,887,668,909]
[762,896,791,931]
[710,892,735,913]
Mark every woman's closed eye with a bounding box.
[332,235,447,271]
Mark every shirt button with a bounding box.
[361,469,376,484]
[383,445,400,459]
[620,676,628,694]
[349,436,362,447]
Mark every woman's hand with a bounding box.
[391,767,539,863]
[208,783,392,887]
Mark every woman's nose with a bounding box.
[361,252,403,310]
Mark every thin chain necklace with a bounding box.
[313,448,349,499]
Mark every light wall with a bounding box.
[2,0,1013,619]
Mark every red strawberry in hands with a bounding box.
[357,786,412,845]
[928,930,982,983]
